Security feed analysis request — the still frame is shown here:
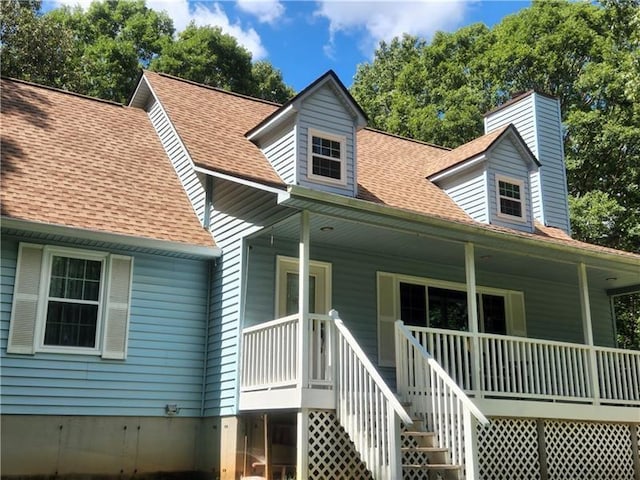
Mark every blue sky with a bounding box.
[51,1,532,91]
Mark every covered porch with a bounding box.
[238,201,639,417]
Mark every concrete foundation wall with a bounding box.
[1,415,221,478]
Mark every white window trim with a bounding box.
[275,255,332,318]
[35,246,109,355]
[495,174,527,223]
[307,128,347,187]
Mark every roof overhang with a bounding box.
[277,186,640,272]
[1,217,221,259]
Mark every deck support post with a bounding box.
[465,243,482,397]
[578,262,600,404]
[296,409,310,480]
[463,409,480,480]
[298,210,311,389]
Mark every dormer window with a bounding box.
[308,128,346,185]
[496,175,525,221]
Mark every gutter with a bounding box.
[279,186,640,268]
[1,217,221,258]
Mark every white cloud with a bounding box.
[148,1,268,59]
[314,0,470,57]
[236,0,285,25]
[55,0,268,60]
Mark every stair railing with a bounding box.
[395,320,490,479]
[330,310,413,480]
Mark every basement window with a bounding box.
[308,128,346,185]
[496,175,525,221]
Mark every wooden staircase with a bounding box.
[400,410,463,480]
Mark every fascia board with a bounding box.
[2,218,221,258]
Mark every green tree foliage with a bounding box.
[250,60,295,104]
[1,0,294,104]
[0,0,79,89]
[351,0,640,253]
[150,23,254,94]
[47,0,174,102]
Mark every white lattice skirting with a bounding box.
[478,418,639,480]
[307,410,374,480]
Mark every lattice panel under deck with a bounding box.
[545,420,634,480]
[477,418,540,480]
[307,410,374,480]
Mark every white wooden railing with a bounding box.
[395,321,489,478]
[407,326,640,405]
[241,314,299,391]
[241,313,335,391]
[332,311,413,480]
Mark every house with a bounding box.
[1,70,638,480]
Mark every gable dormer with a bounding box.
[484,91,571,234]
[428,125,540,233]
[246,71,367,197]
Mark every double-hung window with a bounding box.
[7,243,133,359]
[307,128,346,185]
[44,253,104,349]
[496,175,525,221]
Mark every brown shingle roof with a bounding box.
[144,71,284,187]
[425,125,510,177]
[357,129,470,222]
[138,74,638,259]
[1,78,215,249]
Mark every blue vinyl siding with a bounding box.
[297,84,356,197]
[534,94,571,233]
[1,234,209,416]
[205,180,290,416]
[261,122,296,184]
[487,137,535,232]
[485,92,570,233]
[440,166,488,223]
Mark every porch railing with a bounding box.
[396,321,489,478]
[332,311,412,480]
[240,313,335,391]
[408,325,640,405]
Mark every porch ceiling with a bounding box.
[257,212,640,292]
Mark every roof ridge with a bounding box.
[148,70,283,107]
[363,127,451,151]
[1,76,125,108]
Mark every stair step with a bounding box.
[403,464,462,470]
[402,431,436,437]
[402,446,448,453]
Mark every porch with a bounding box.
[237,206,639,478]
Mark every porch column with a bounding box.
[296,409,310,480]
[578,262,601,404]
[465,243,482,396]
[298,210,310,389]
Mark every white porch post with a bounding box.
[296,212,311,480]
[298,210,310,390]
[465,243,482,396]
[578,262,601,404]
[296,409,310,480]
